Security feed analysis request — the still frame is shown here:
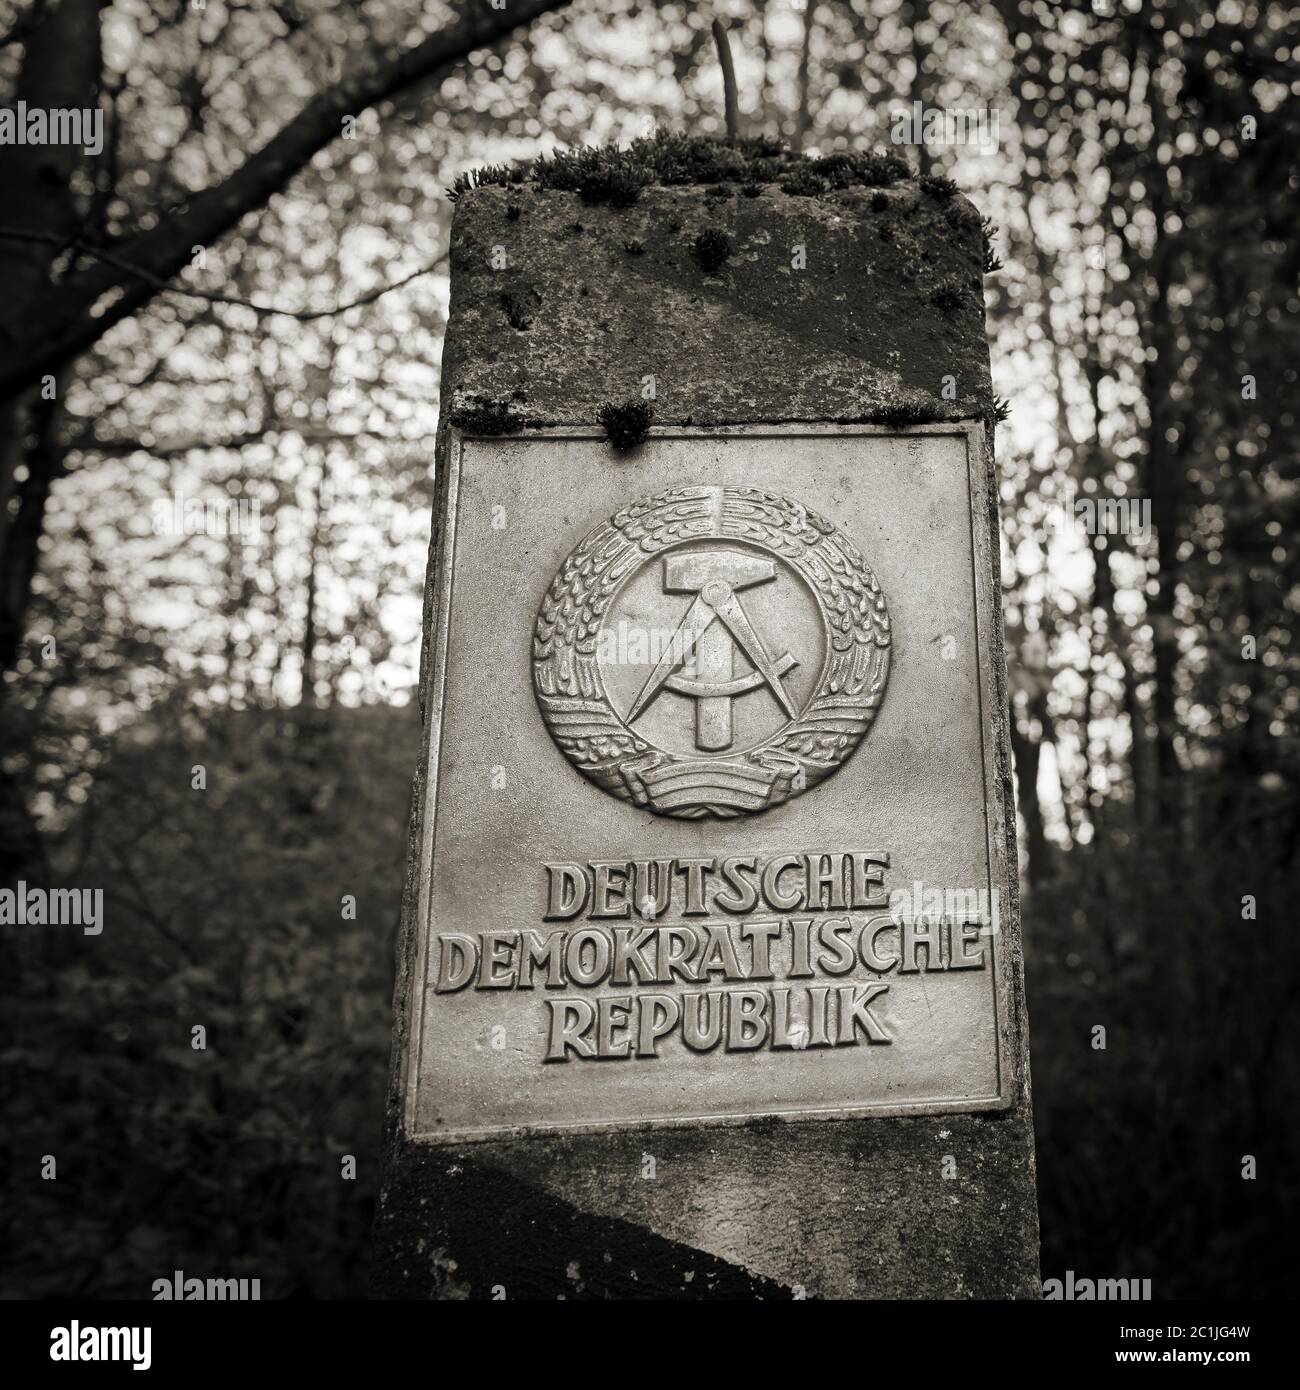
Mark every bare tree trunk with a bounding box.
[906,0,933,175]
[299,455,330,712]
[900,0,928,176]
[1130,42,1183,830]
[0,0,107,333]
[224,531,245,705]
[0,379,67,882]
[0,0,105,675]
[792,2,816,153]
[758,1,773,138]
[1042,701,1079,853]
[1010,704,1051,886]
[0,375,69,676]
[1093,540,1151,822]
[1142,240,1184,827]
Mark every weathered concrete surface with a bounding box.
[372,176,1038,1299]
[441,180,993,432]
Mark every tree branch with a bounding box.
[62,423,387,458]
[0,0,572,400]
[0,229,446,321]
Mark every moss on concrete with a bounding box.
[597,398,654,452]
[441,175,993,432]
[449,132,912,208]
[447,396,524,436]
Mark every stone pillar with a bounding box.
[372,145,1038,1299]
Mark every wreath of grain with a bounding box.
[533,486,891,808]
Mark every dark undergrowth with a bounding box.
[3,706,1294,1297]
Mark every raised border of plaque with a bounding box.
[400,422,1017,1144]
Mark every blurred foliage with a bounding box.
[1027,796,1296,1299]
[1,0,1298,1298]
[3,704,415,1298]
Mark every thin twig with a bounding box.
[711,18,740,140]
[793,1,816,154]
[0,228,447,321]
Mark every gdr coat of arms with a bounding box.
[533,485,891,818]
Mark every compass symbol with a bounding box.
[625,548,800,752]
[533,485,891,819]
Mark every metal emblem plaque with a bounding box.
[533,486,891,818]
[405,426,1015,1143]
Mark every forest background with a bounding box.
[2,0,1296,1297]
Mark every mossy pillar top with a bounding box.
[373,141,1038,1299]
[442,146,994,432]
